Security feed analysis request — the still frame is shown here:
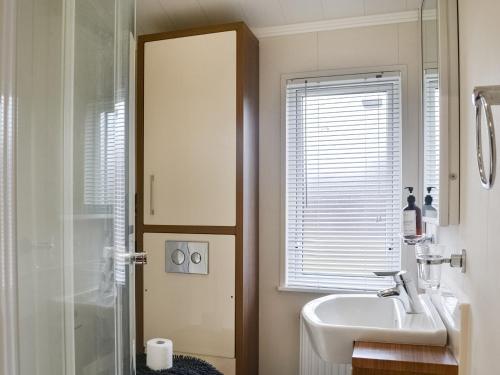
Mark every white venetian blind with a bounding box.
[285,71,402,291]
[423,68,440,213]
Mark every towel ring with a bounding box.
[473,86,500,190]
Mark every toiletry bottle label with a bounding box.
[403,210,417,236]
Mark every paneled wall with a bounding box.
[258,22,421,375]
[439,0,500,374]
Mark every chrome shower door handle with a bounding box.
[149,174,155,215]
[115,252,148,265]
[473,86,500,190]
[130,252,148,265]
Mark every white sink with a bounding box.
[301,294,447,363]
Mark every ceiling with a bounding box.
[137,0,422,36]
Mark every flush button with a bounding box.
[165,240,208,275]
[171,249,185,265]
[191,252,202,264]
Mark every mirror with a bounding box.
[420,0,460,226]
[421,0,439,221]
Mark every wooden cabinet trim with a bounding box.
[142,225,236,235]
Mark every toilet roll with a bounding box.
[146,338,173,371]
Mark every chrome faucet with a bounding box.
[374,271,424,314]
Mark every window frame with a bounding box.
[279,65,415,294]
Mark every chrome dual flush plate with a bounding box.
[165,240,209,275]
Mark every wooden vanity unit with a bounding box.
[352,342,458,375]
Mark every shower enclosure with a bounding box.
[0,0,137,374]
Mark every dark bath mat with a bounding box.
[136,353,223,375]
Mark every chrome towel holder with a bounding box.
[473,86,500,189]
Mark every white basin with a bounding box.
[301,294,447,363]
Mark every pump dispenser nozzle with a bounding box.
[423,187,437,218]
[404,187,416,206]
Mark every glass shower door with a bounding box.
[68,0,136,374]
[0,0,137,374]
[69,0,137,374]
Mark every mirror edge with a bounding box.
[421,0,460,227]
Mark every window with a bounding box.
[423,68,440,214]
[284,71,402,291]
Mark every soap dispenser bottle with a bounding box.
[423,187,437,218]
[403,187,422,237]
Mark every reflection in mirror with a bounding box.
[421,0,440,221]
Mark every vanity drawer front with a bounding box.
[352,341,458,375]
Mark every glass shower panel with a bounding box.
[114,1,137,373]
[5,0,136,374]
[0,0,21,374]
[15,0,66,374]
[71,1,117,372]
[71,0,135,374]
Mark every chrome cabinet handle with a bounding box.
[149,174,155,215]
[473,86,500,190]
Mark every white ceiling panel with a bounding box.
[137,0,421,36]
[238,0,287,27]
[364,0,407,15]
[279,0,324,24]
[136,0,173,35]
[158,0,209,29]
[321,0,365,19]
[197,0,246,24]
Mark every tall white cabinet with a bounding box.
[137,23,259,375]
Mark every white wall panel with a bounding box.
[439,1,500,374]
[259,21,421,375]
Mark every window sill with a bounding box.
[277,285,377,295]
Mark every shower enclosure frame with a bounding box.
[0,0,20,372]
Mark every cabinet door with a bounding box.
[143,233,235,359]
[143,31,237,226]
